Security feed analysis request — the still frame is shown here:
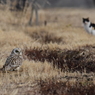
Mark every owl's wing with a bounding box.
[3,55,16,67]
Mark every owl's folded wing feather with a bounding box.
[3,55,19,69]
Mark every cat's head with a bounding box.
[83,17,90,24]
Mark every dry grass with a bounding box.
[25,45,95,73]
[26,30,63,44]
[0,6,95,94]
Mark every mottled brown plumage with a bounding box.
[2,48,23,71]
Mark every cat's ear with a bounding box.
[82,18,84,20]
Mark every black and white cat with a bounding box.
[83,18,95,35]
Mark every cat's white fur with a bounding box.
[83,21,92,34]
[91,30,95,35]
[83,20,95,36]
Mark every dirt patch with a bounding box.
[39,80,95,95]
[25,45,95,73]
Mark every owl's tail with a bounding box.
[0,68,3,71]
[0,67,6,72]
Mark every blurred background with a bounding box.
[47,0,95,8]
[1,0,95,8]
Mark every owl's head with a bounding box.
[11,48,22,56]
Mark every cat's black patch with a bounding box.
[83,18,89,23]
[91,23,95,29]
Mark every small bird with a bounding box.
[1,48,23,71]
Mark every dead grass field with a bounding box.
[0,5,95,95]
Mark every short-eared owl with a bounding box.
[2,48,23,71]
